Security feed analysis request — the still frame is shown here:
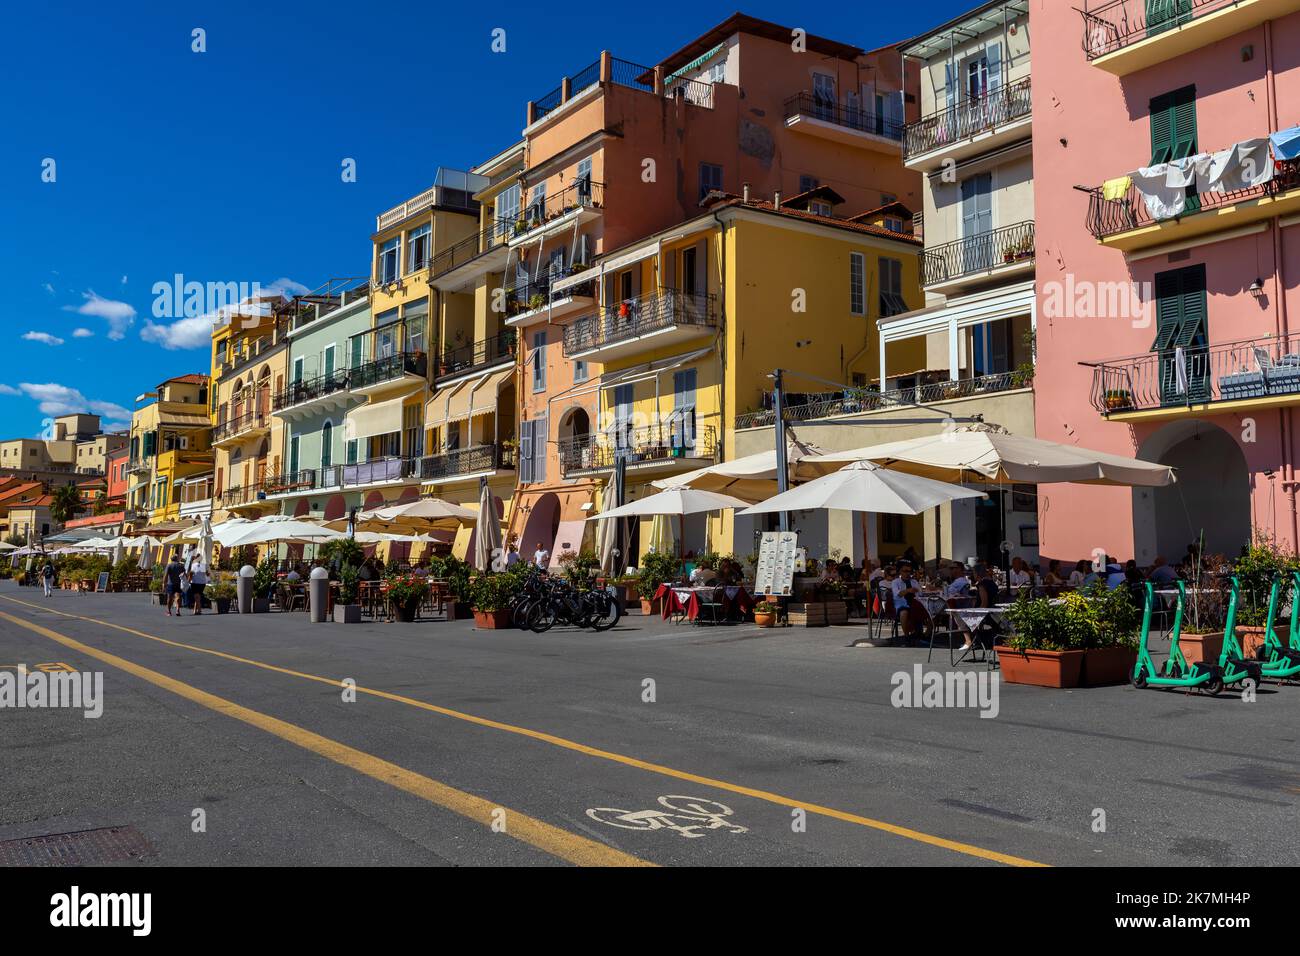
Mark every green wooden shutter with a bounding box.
[1154,265,1208,405]
[1149,87,1198,213]
[1147,0,1192,38]
[1149,92,1174,166]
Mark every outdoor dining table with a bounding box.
[654,584,755,623]
[946,604,1021,669]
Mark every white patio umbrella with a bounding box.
[0,541,17,552]
[739,460,986,517]
[327,497,477,533]
[804,424,1177,487]
[222,516,346,548]
[652,439,828,503]
[137,538,156,572]
[111,538,125,566]
[352,531,438,544]
[473,482,502,572]
[198,515,214,567]
[589,487,749,558]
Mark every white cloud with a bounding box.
[15,383,131,422]
[23,331,65,346]
[0,384,21,396]
[64,290,136,340]
[41,282,55,295]
[263,277,310,297]
[72,327,94,338]
[121,275,128,285]
[140,313,222,350]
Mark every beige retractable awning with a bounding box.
[345,385,421,441]
[428,367,512,426]
[159,413,213,429]
[598,346,714,389]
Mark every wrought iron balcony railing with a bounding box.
[349,352,428,390]
[1083,159,1300,240]
[562,290,716,357]
[435,332,517,381]
[734,371,1030,430]
[1081,0,1235,60]
[903,77,1032,160]
[558,424,716,475]
[510,181,604,238]
[1088,331,1300,415]
[273,368,351,412]
[417,443,516,482]
[262,467,343,496]
[428,220,513,279]
[212,409,269,443]
[923,221,1035,285]
[504,273,597,319]
[784,92,903,141]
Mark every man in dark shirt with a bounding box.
[164,552,185,617]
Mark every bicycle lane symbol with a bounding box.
[586,796,749,839]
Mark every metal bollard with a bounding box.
[237,564,255,614]
[309,567,329,623]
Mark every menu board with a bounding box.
[754,532,800,596]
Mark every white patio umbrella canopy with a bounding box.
[739,460,986,517]
[586,487,751,521]
[0,541,17,552]
[473,484,501,572]
[652,439,827,502]
[805,425,1177,487]
[222,517,345,548]
[328,498,477,532]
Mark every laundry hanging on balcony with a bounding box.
[1131,165,1188,220]
[1269,125,1300,161]
[1101,176,1131,201]
[1198,138,1273,193]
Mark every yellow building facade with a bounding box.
[125,374,213,531]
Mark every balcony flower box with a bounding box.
[1103,390,1132,411]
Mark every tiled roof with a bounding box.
[708,196,923,245]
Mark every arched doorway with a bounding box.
[324,495,347,522]
[520,492,561,561]
[1135,419,1251,561]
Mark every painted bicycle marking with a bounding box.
[586,796,748,839]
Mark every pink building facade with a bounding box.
[1034,1,1300,564]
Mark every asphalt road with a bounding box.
[1,582,1297,867]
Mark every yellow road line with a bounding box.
[0,609,649,868]
[0,594,1047,867]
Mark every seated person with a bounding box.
[690,562,718,585]
[1067,559,1090,588]
[285,567,302,582]
[891,561,929,643]
[1042,559,1065,586]
[1148,556,1178,586]
[945,563,971,599]
[1008,557,1034,589]
[957,568,1001,651]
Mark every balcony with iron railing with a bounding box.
[1088,329,1300,420]
[504,272,598,325]
[417,443,516,483]
[783,92,904,152]
[1082,159,1300,252]
[508,180,604,246]
[348,351,429,393]
[434,332,518,382]
[375,168,487,231]
[262,467,344,497]
[531,55,714,125]
[277,277,370,333]
[735,371,1031,430]
[272,368,351,415]
[428,219,514,291]
[1080,0,1287,75]
[212,409,270,445]
[903,77,1032,169]
[562,289,717,360]
[923,221,1035,289]
[558,424,717,476]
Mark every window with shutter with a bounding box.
[1151,264,1208,405]
[1147,0,1192,38]
[1149,86,1199,214]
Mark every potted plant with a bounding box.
[1103,389,1132,411]
[636,551,681,615]
[1232,537,1300,656]
[467,572,519,629]
[148,574,165,605]
[251,557,276,613]
[1000,585,1141,687]
[208,580,237,614]
[334,565,362,623]
[429,554,472,618]
[557,548,598,587]
[386,572,429,623]
[754,600,778,628]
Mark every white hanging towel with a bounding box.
[1165,154,1209,187]
[1199,138,1274,193]
[1175,346,1188,396]
[1132,164,1187,219]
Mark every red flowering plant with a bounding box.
[384,569,430,609]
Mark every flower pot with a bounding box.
[333,604,362,624]
[252,598,272,614]
[640,596,662,616]
[394,599,420,623]
[214,598,231,615]
[1079,646,1138,686]
[473,608,511,629]
[1179,631,1223,666]
[754,612,776,628]
[1234,625,1282,659]
[995,647,1085,688]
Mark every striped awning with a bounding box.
[664,43,723,83]
[428,367,512,426]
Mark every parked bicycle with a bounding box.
[509,568,621,633]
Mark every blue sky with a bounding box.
[0,0,974,438]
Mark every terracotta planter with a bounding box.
[1179,631,1223,666]
[754,611,776,628]
[473,608,511,629]
[995,646,1085,688]
[1235,625,1283,659]
[640,596,662,616]
[1079,646,1138,686]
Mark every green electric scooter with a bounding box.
[1217,576,1264,690]
[1249,572,1300,682]
[1132,581,1224,694]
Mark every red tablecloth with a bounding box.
[654,584,754,621]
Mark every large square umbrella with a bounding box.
[588,487,750,559]
[739,460,985,516]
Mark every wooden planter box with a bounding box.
[333,604,361,624]
[1078,646,1138,686]
[473,608,511,629]
[1180,632,1223,666]
[825,601,850,626]
[788,602,828,627]
[996,647,1085,688]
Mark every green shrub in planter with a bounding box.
[466,572,522,612]
[252,557,277,600]
[637,551,681,595]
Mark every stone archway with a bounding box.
[1134,419,1251,561]
[520,492,561,561]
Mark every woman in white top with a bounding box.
[187,555,209,615]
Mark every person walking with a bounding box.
[187,553,209,616]
[163,551,185,617]
[40,558,56,598]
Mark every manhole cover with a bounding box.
[0,826,155,866]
